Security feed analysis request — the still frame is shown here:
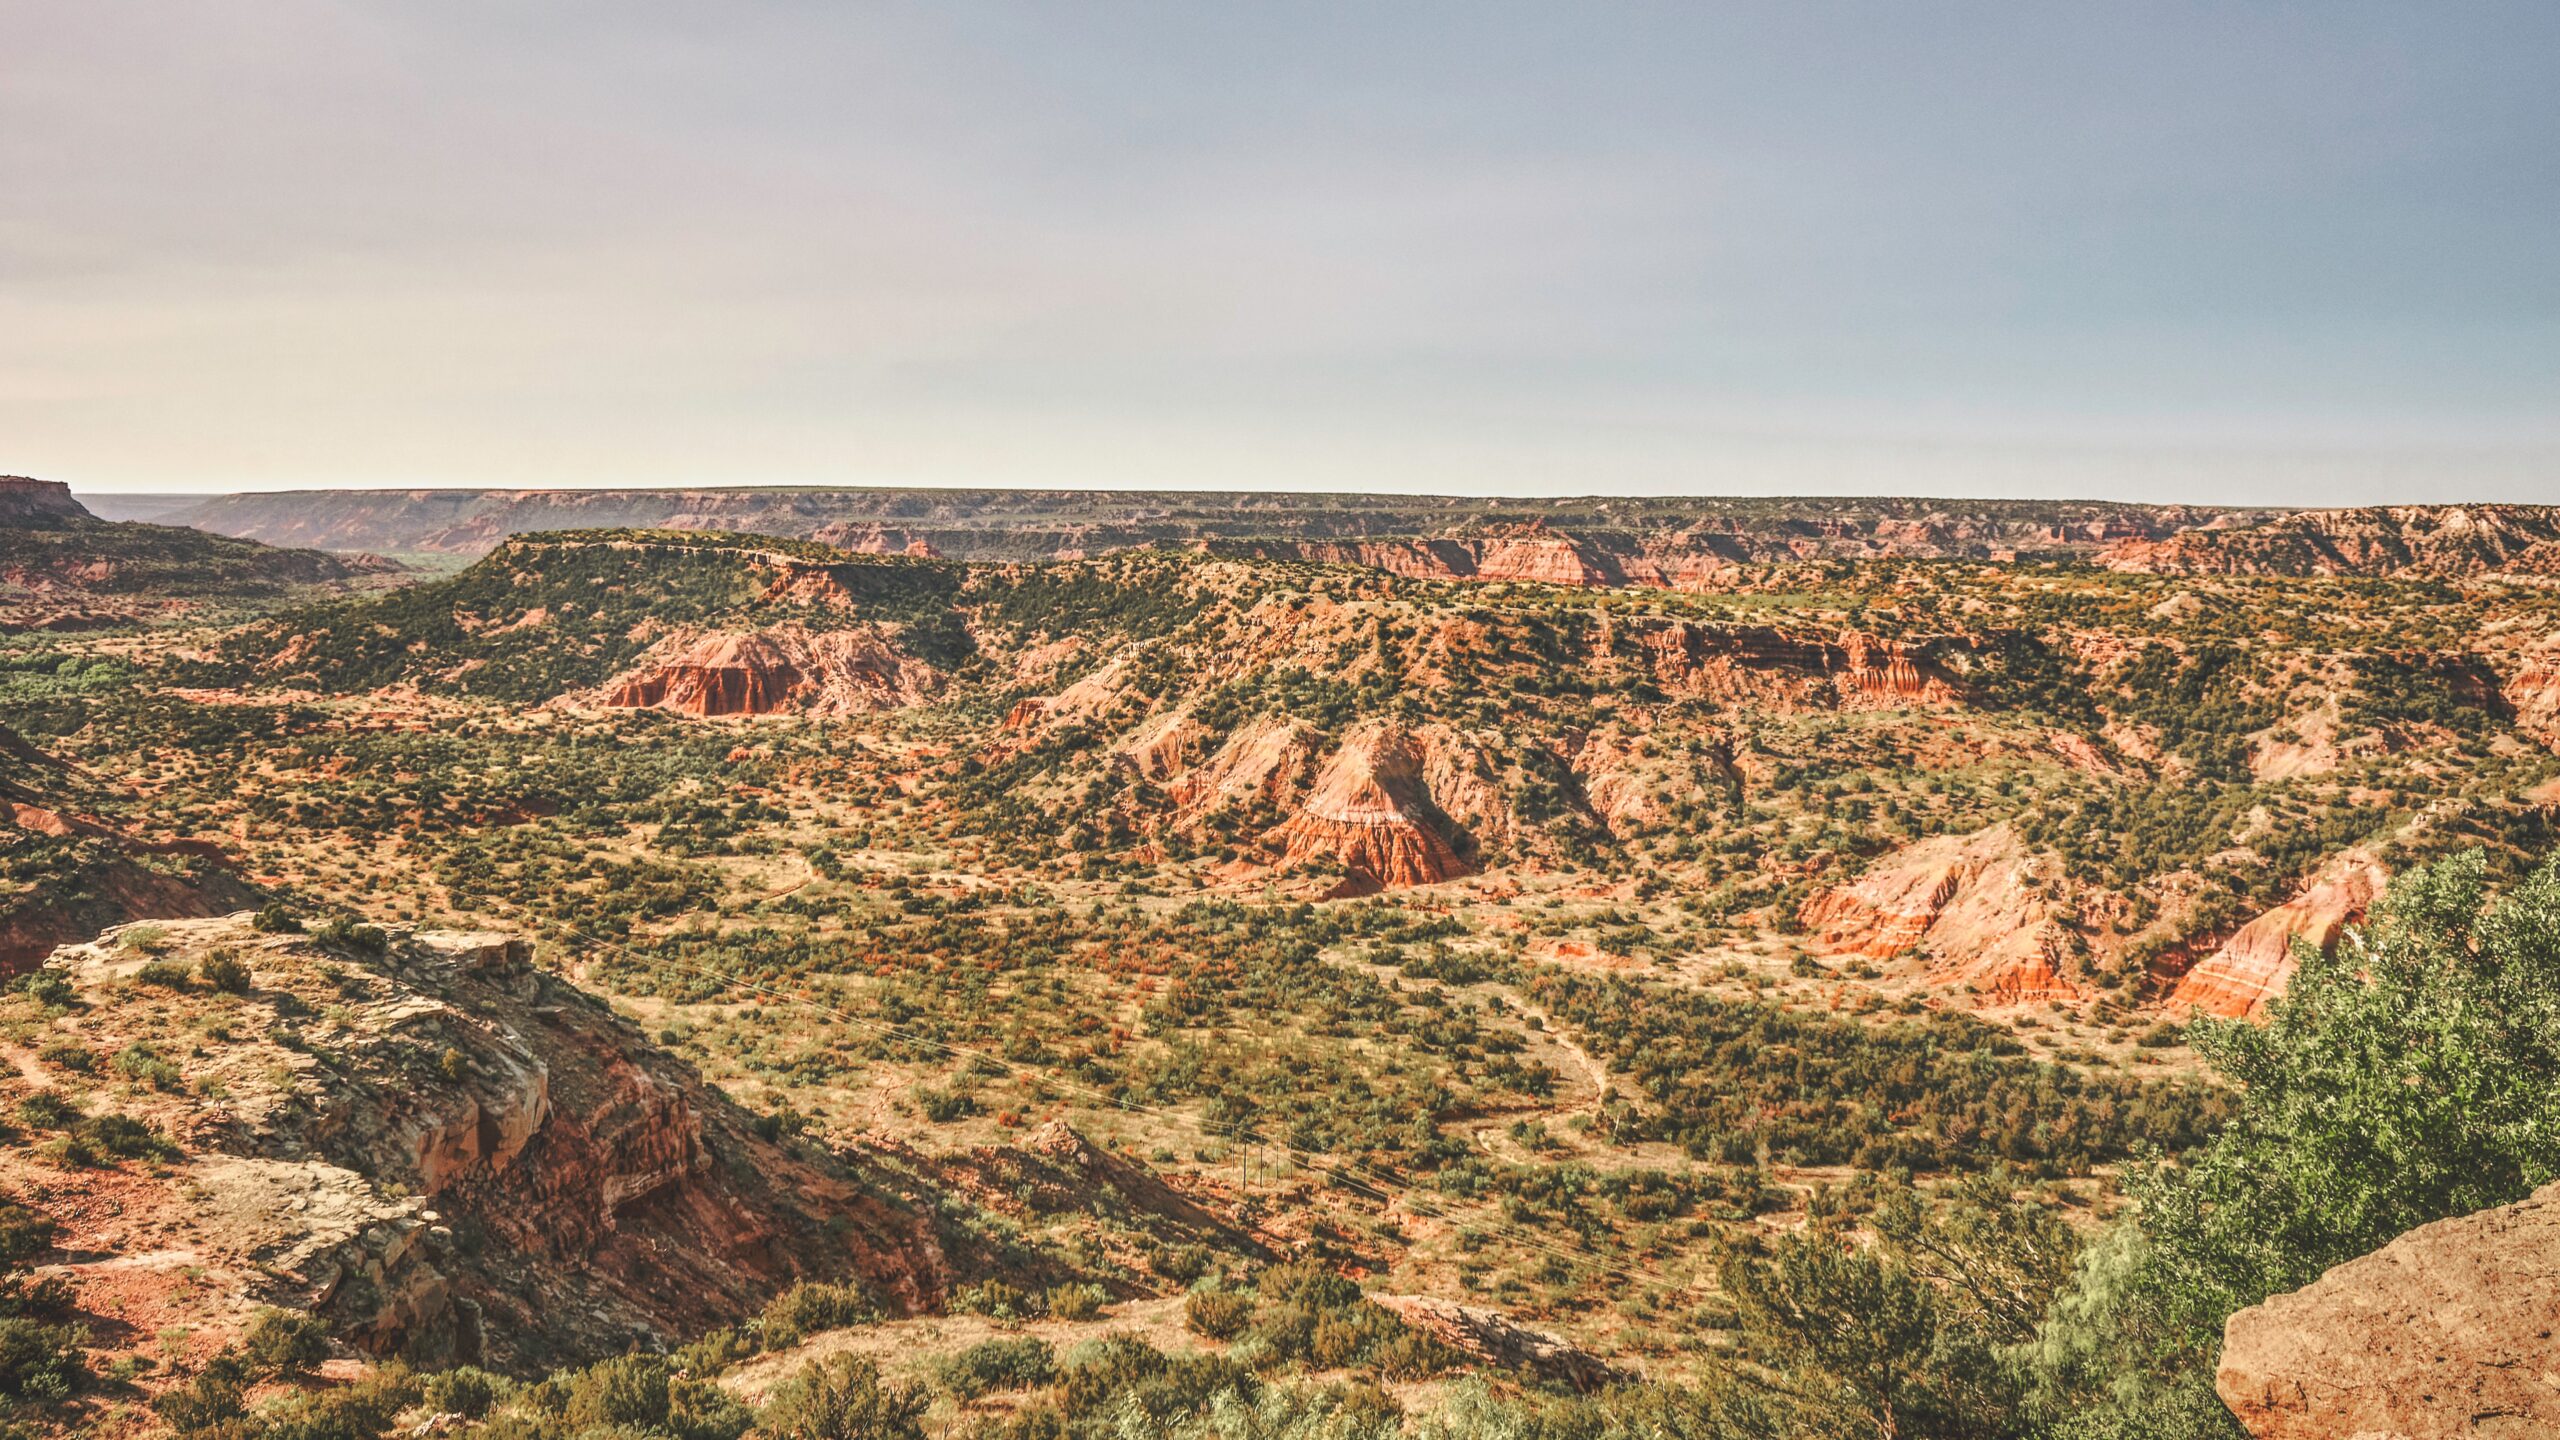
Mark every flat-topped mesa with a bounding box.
[1269,722,1472,895]
[2170,853,2387,1019]
[0,476,92,525]
[587,625,937,717]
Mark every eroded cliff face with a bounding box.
[19,916,949,1371]
[2169,852,2386,1019]
[2104,504,2560,579]
[2217,1181,2560,1440]
[0,477,88,524]
[1268,723,1475,896]
[1798,827,2082,1004]
[1639,624,1969,711]
[2496,642,2560,750]
[584,625,938,717]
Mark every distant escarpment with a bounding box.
[211,529,972,704]
[20,915,951,1371]
[2103,504,2560,579]
[162,486,2266,577]
[1,475,391,629]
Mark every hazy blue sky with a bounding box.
[5,2,2555,501]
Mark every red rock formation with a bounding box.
[37,917,949,1370]
[590,625,935,717]
[2170,853,2386,1019]
[1268,723,1472,896]
[1170,717,1321,816]
[2104,504,2560,579]
[2218,1180,2560,1439]
[1799,827,2081,1004]
[1115,709,1206,782]
[1638,623,1969,711]
[1834,631,1964,707]
[2497,643,2560,750]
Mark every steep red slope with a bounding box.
[586,625,936,717]
[1268,723,1473,896]
[2169,853,2386,1019]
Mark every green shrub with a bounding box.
[13,973,73,1009]
[951,1279,1034,1322]
[931,1337,1054,1399]
[420,1364,510,1418]
[1043,1283,1107,1322]
[13,1095,74,1132]
[1184,1288,1252,1340]
[757,1354,927,1440]
[756,1280,872,1348]
[308,915,389,955]
[33,1041,93,1074]
[134,958,194,989]
[198,951,253,995]
[252,901,302,934]
[241,1306,331,1377]
[110,1043,184,1091]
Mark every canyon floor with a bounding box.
[3,489,2557,1438]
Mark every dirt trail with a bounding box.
[721,1296,1196,1403]
[0,1044,54,1091]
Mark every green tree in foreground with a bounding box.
[2031,849,2560,1439]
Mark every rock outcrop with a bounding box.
[0,476,88,524]
[1372,1294,1621,1392]
[2170,853,2386,1019]
[23,915,949,1370]
[1799,827,2081,1003]
[1268,723,1473,895]
[2498,643,2560,751]
[2105,505,2560,579]
[2217,1180,2560,1439]
[588,625,936,717]
[1639,624,1968,711]
[1169,717,1322,817]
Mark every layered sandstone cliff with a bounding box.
[1268,723,1474,895]
[585,625,937,717]
[2169,852,2386,1019]
[1798,827,2081,1003]
[22,915,948,1370]
[1639,624,1968,711]
[2218,1180,2560,1439]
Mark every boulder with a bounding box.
[2218,1181,2560,1439]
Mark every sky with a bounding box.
[4,2,2555,503]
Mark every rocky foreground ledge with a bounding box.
[2218,1181,2560,1438]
